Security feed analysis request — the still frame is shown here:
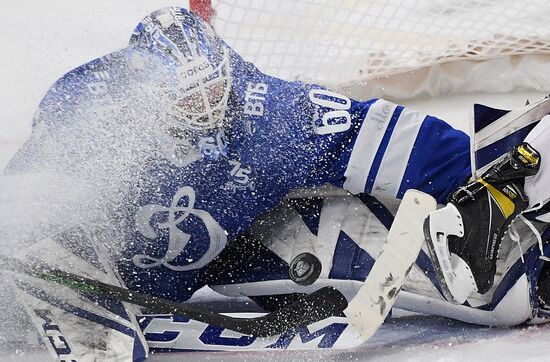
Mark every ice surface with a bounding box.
[1,1,550,361]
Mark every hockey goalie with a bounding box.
[2,6,550,360]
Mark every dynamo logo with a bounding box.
[133,186,227,271]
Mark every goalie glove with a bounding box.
[425,142,541,303]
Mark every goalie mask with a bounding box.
[131,7,232,131]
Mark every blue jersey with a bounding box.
[6,8,471,302]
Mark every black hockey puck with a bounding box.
[289,252,322,286]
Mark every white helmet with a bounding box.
[131,7,232,131]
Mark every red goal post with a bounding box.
[189,0,215,24]
[189,1,550,99]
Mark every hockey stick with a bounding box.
[0,255,348,337]
[344,190,437,341]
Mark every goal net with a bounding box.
[190,0,550,99]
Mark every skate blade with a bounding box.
[424,204,478,304]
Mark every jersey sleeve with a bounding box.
[299,93,473,205]
[340,99,472,204]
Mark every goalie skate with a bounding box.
[425,142,541,304]
[424,204,478,304]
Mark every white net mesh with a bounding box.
[207,0,550,94]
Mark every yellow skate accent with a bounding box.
[479,179,515,219]
[517,144,540,166]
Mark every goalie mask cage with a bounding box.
[189,0,550,99]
